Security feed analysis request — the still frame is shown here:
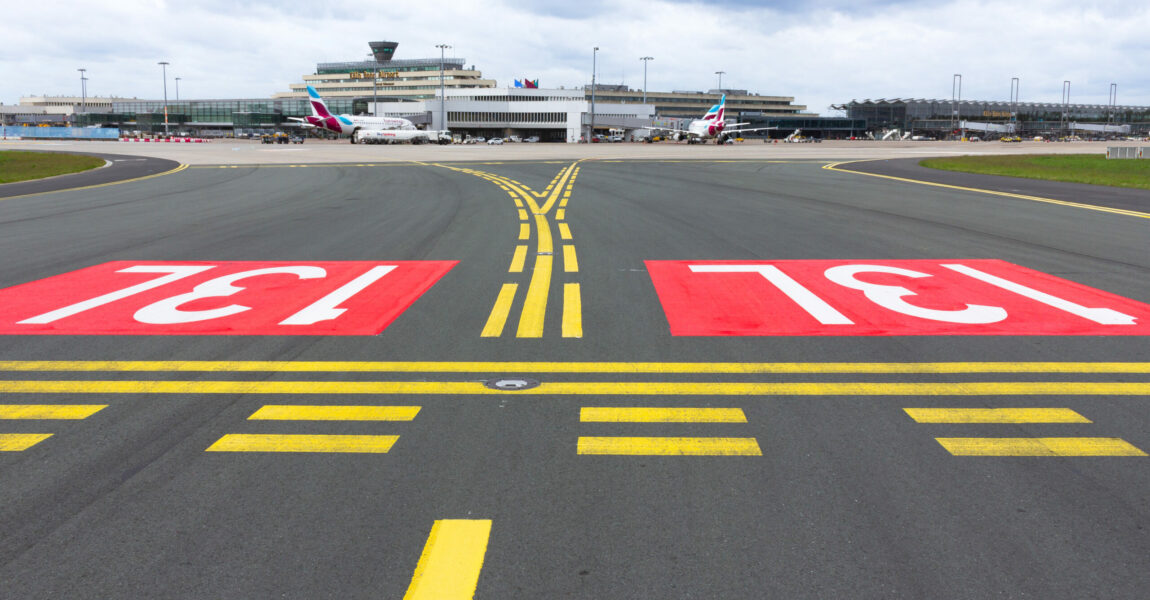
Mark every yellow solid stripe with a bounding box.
[578,436,762,456]
[518,223,530,240]
[403,519,493,600]
[580,407,747,423]
[936,437,1147,456]
[4,380,1150,396]
[248,405,420,421]
[534,214,553,253]
[562,245,579,273]
[0,404,106,419]
[905,408,1090,423]
[823,161,1150,219]
[509,245,528,273]
[563,283,582,338]
[481,284,518,338]
[205,434,399,453]
[0,433,53,451]
[7,361,1145,374]
[558,222,573,240]
[517,255,553,338]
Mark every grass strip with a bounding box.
[0,151,105,184]
[920,154,1150,190]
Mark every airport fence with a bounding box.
[0,126,121,140]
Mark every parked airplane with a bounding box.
[289,85,417,143]
[647,95,775,144]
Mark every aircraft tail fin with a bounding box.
[306,85,333,118]
[703,94,726,122]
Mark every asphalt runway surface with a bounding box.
[0,155,1147,598]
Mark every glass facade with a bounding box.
[837,99,1150,136]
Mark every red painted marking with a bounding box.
[645,259,1150,336]
[0,261,455,335]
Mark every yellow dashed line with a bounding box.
[509,245,528,273]
[403,520,493,600]
[562,245,579,272]
[558,223,572,240]
[563,283,582,338]
[0,404,106,419]
[481,284,518,338]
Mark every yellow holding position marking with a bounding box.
[581,407,747,423]
[248,405,420,421]
[206,434,399,453]
[904,407,1091,423]
[0,433,53,451]
[0,404,106,419]
[577,436,763,456]
[936,437,1147,457]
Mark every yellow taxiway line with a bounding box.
[3,380,1150,396]
[822,160,1150,219]
[2,360,1148,374]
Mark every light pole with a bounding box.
[951,73,962,139]
[175,77,181,102]
[640,56,653,105]
[1061,80,1070,138]
[436,44,450,132]
[715,70,725,92]
[1010,77,1019,134]
[77,68,86,119]
[158,61,170,136]
[1108,82,1117,129]
[590,46,598,141]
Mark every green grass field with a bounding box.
[0,151,106,184]
[919,154,1150,190]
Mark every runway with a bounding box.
[0,154,1146,598]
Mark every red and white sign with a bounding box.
[646,259,1150,336]
[0,261,456,335]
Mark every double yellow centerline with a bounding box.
[433,161,584,338]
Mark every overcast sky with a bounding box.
[3,0,1146,115]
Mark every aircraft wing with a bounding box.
[723,125,777,135]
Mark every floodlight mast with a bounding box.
[158,61,170,135]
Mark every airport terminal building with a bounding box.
[12,40,815,141]
[835,98,1150,139]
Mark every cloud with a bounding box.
[1,0,1145,116]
